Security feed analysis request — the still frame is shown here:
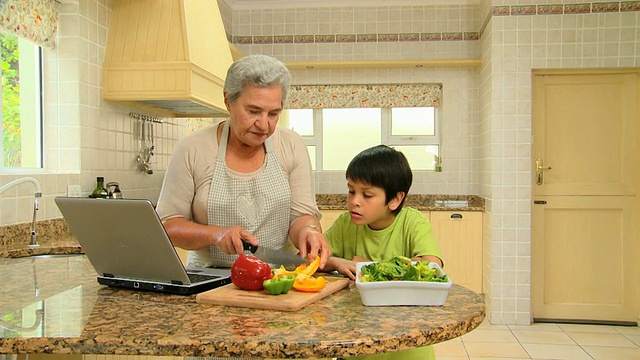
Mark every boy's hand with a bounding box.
[331,256,372,280]
[325,257,357,280]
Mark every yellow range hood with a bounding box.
[103,0,233,118]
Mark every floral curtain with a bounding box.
[0,0,60,50]
[287,84,442,109]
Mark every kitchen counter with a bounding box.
[316,194,485,211]
[0,218,82,258]
[0,255,485,358]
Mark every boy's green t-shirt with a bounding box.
[324,207,442,262]
[323,207,442,360]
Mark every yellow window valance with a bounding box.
[287,84,442,109]
[0,0,60,50]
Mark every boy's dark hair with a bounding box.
[346,145,413,215]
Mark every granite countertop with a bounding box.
[0,217,82,258]
[0,256,485,358]
[316,194,485,211]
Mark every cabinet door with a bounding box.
[175,247,188,265]
[429,211,483,293]
[320,210,344,232]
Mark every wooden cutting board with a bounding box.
[196,277,350,311]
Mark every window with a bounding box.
[287,107,440,171]
[0,33,43,169]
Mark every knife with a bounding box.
[242,241,306,265]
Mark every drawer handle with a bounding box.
[451,213,463,219]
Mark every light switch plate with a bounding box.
[67,185,82,197]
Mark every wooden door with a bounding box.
[531,69,640,324]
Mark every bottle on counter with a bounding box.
[89,177,109,198]
[434,156,443,172]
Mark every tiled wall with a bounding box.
[227,3,482,195]
[479,0,640,325]
[231,4,480,62]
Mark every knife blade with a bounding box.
[242,241,306,265]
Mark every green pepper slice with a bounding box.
[263,275,295,295]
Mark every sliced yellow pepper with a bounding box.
[272,265,296,278]
[293,275,326,292]
[269,256,326,293]
[294,255,320,276]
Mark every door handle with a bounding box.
[535,158,552,185]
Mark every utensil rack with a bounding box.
[130,112,162,174]
[129,112,163,124]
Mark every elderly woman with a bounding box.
[156,55,330,268]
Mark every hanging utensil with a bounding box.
[148,120,155,157]
[136,119,154,175]
[129,113,162,175]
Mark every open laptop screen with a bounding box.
[54,197,230,295]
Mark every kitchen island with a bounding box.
[0,255,484,359]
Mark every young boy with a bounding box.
[323,144,443,360]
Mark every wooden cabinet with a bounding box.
[175,247,188,265]
[429,211,483,293]
[320,210,344,232]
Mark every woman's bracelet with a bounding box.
[306,224,321,233]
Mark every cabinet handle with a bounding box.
[451,213,463,219]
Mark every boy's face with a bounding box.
[346,179,400,230]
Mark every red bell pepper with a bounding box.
[231,254,273,291]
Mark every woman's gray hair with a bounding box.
[223,55,291,105]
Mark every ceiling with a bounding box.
[224,0,481,10]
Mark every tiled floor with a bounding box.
[435,319,640,360]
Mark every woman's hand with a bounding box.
[211,226,257,255]
[164,218,256,253]
[296,225,332,269]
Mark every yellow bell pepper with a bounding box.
[268,256,326,293]
[293,275,326,292]
[294,255,320,276]
[272,265,296,278]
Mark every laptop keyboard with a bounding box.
[187,272,221,283]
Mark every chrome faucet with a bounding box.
[0,177,42,247]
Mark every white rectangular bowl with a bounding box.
[355,261,453,306]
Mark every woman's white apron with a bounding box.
[196,121,291,267]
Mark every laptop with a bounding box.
[54,197,231,295]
